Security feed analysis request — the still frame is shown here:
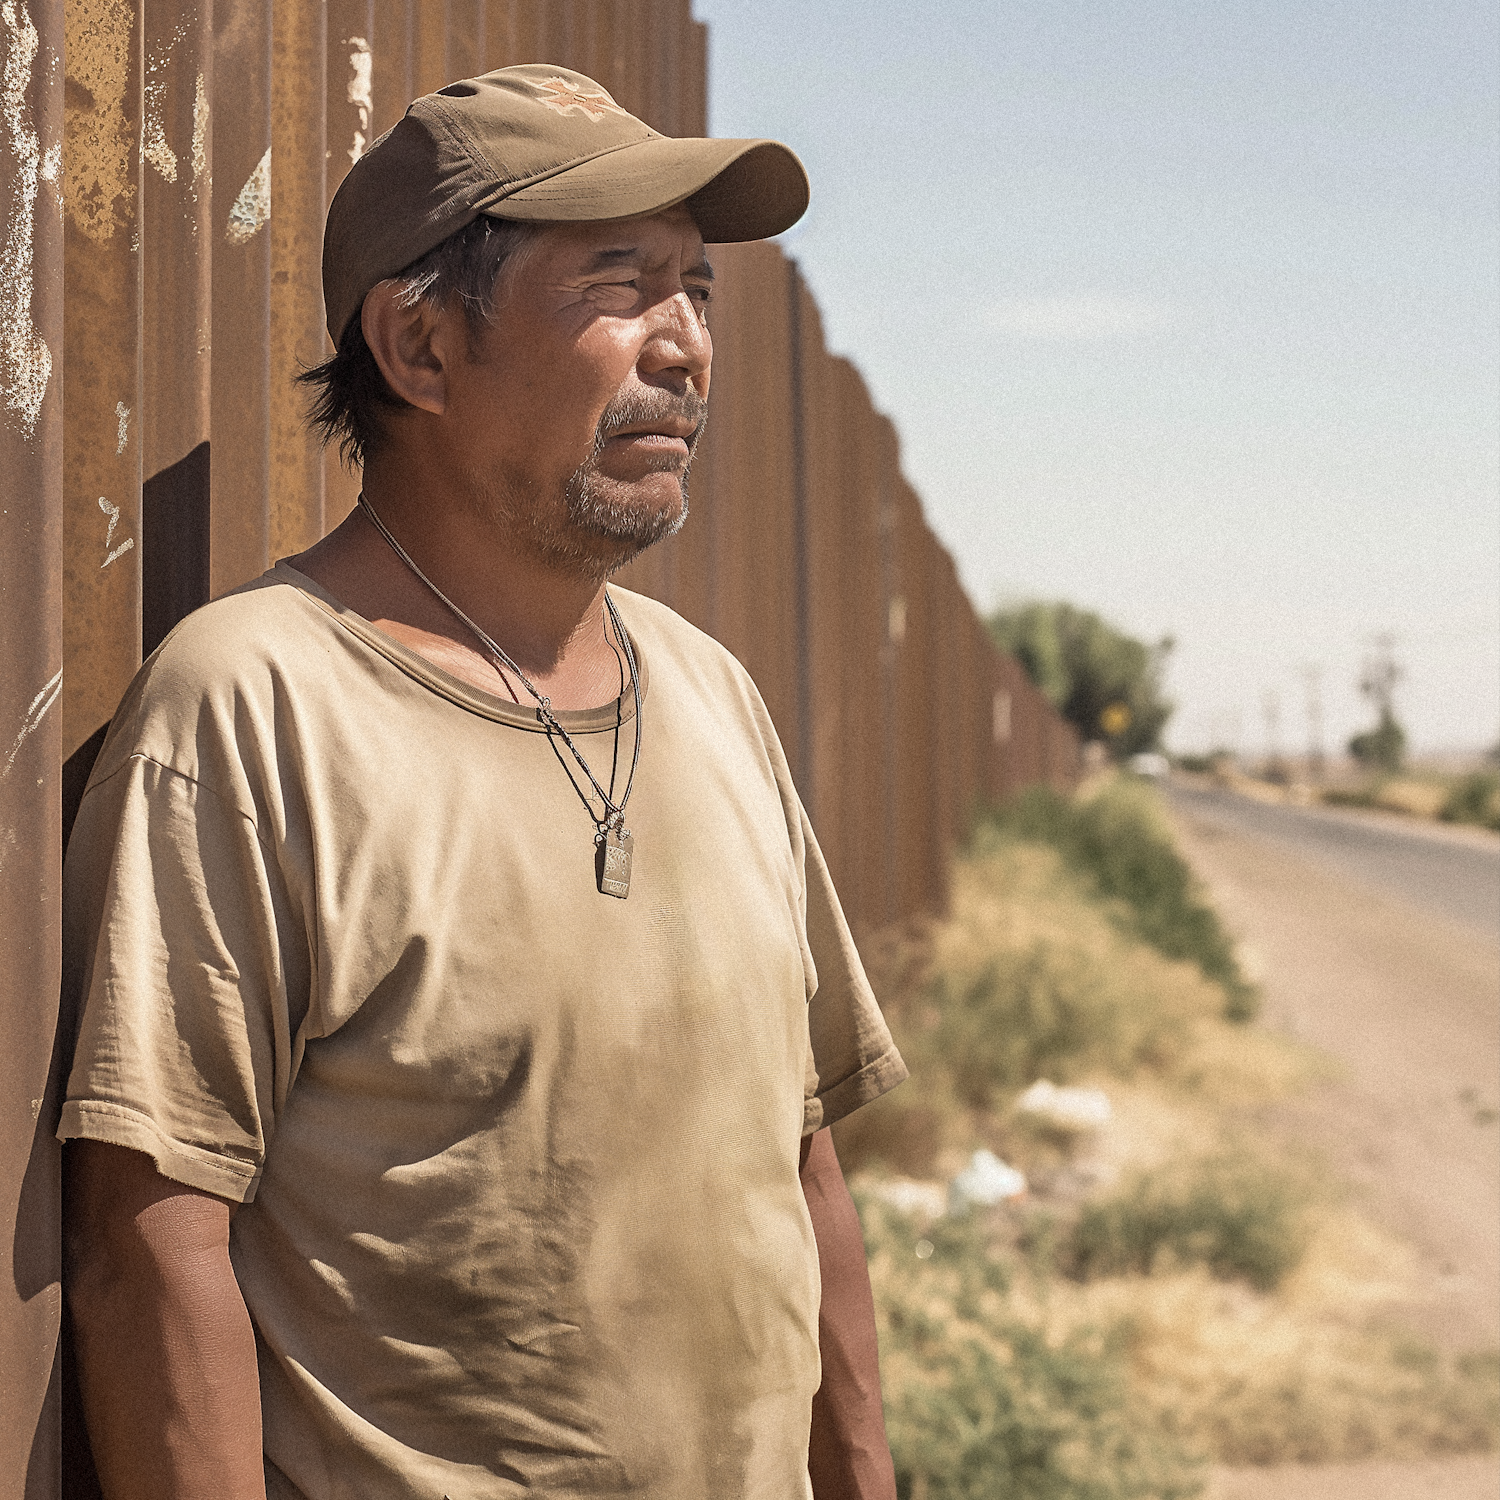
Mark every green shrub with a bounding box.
[1441,771,1500,829]
[980,781,1258,1021]
[1068,1156,1310,1292]
[928,941,1188,1108]
[862,1200,1205,1500]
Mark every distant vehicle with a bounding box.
[1129,752,1171,778]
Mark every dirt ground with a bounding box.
[1167,796,1500,1499]
[1209,1453,1500,1500]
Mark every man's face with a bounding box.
[445,205,713,577]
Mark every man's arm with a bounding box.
[800,1128,898,1500]
[64,1140,266,1500]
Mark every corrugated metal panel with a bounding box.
[3,4,1082,1484]
[2,7,65,1493]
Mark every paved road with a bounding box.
[1164,780,1500,940]
[1164,783,1500,1351]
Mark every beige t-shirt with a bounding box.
[60,564,905,1500]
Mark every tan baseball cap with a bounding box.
[323,64,810,344]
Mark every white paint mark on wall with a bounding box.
[142,79,177,180]
[191,71,208,190]
[40,134,59,208]
[226,147,271,244]
[115,401,130,453]
[142,20,191,183]
[3,667,63,780]
[888,595,908,645]
[98,494,134,568]
[0,0,54,438]
[346,37,373,165]
[992,689,1012,745]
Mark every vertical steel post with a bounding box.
[140,0,214,655]
[323,0,374,528]
[210,0,272,593]
[787,257,812,815]
[60,0,143,759]
[268,0,328,557]
[0,3,65,1492]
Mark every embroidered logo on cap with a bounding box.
[530,76,628,121]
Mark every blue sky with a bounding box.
[693,0,1499,756]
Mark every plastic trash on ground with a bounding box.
[1015,1079,1112,1133]
[948,1149,1027,1213]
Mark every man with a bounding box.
[61,65,905,1500]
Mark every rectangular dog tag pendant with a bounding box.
[597,826,633,899]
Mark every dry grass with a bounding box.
[850,817,1500,1487]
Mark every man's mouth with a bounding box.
[607,424,695,451]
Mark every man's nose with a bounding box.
[639,291,712,389]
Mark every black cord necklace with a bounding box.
[358,493,642,899]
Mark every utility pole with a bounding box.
[1302,664,1325,782]
[1262,688,1282,780]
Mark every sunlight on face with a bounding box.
[458,206,715,579]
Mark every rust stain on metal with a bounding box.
[62,0,135,241]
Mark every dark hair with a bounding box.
[298,216,541,469]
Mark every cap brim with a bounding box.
[480,136,808,243]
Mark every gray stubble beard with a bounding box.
[466,389,707,583]
[553,389,707,578]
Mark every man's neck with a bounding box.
[289,472,628,713]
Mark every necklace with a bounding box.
[358,493,642,899]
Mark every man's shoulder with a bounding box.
[90,566,340,784]
[608,586,754,691]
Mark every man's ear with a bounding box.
[360,282,456,417]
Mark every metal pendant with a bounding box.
[596,825,633,900]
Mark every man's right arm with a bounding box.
[64,1140,267,1500]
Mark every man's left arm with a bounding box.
[800,1128,897,1500]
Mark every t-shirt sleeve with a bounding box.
[58,753,306,1203]
[799,809,907,1136]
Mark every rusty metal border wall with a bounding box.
[0,3,1078,1490]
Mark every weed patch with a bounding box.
[1067,1155,1311,1292]
[1441,771,1500,829]
[850,789,1499,1478]
[862,1199,1206,1500]
[978,780,1258,1020]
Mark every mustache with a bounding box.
[592,388,708,454]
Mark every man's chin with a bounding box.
[538,480,689,578]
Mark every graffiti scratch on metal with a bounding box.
[0,0,53,437]
[346,36,372,165]
[2,667,62,780]
[97,494,134,567]
[63,0,135,242]
[115,400,130,453]
[226,146,271,243]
